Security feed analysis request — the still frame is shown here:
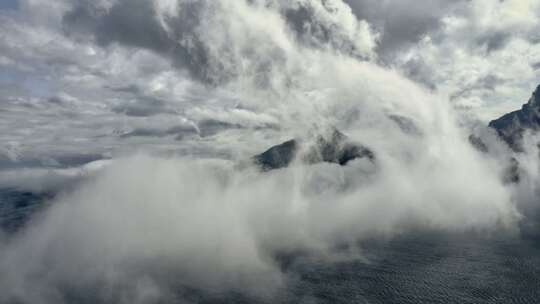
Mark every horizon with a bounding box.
[2,1,540,303]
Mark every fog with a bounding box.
[1,0,539,303]
[0,146,520,302]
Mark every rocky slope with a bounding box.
[253,129,374,171]
[489,85,540,151]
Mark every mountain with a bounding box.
[254,85,540,173]
[466,85,540,183]
[489,85,540,151]
[253,129,374,171]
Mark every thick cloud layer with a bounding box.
[61,0,378,85]
[1,0,540,160]
[1,0,540,303]
[344,0,466,57]
[0,150,519,303]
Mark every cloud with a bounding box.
[63,0,172,51]
[338,0,540,120]
[111,97,174,117]
[343,0,466,58]
[0,0,18,11]
[0,149,518,302]
[61,0,379,85]
[0,49,525,304]
[389,0,540,120]
[1,1,540,302]
[450,74,506,101]
[2,0,539,158]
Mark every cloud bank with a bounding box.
[0,0,540,303]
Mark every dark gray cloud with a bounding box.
[63,0,214,83]
[475,74,506,91]
[46,96,64,105]
[111,97,173,117]
[450,74,506,101]
[107,84,179,117]
[62,0,171,51]
[62,0,377,86]
[400,57,437,90]
[120,119,243,139]
[120,125,197,139]
[475,31,513,54]
[282,1,370,60]
[107,84,142,95]
[0,0,18,10]
[388,114,423,136]
[344,0,466,59]
[197,119,242,137]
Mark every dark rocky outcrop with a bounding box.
[253,129,374,171]
[253,139,298,171]
[468,85,540,184]
[468,134,489,153]
[489,85,540,152]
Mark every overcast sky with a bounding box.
[3,2,540,301]
[1,0,540,164]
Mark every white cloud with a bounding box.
[1,1,540,302]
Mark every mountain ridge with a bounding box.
[489,85,540,151]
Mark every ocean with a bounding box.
[1,188,539,304]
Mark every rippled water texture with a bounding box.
[2,188,539,304]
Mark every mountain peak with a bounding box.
[489,84,540,151]
[253,129,374,171]
[528,84,540,108]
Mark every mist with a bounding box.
[1,0,540,303]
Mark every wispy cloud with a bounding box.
[1,1,540,302]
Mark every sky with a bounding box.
[0,0,539,164]
[0,0,18,10]
[2,1,540,302]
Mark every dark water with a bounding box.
[2,188,540,304]
[279,235,540,304]
[0,188,53,233]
